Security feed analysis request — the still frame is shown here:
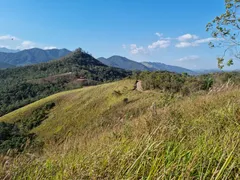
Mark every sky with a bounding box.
[0,0,238,70]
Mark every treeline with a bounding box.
[0,49,131,116]
[0,102,55,154]
[134,71,240,95]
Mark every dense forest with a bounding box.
[0,48,131,116]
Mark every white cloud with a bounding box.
[175,42,197,48]
[17,41,36,50]
[177,55,199,62]
[194,38,216,44]
[175,37,220,48]
[44,46,57,50]
[155,32,163,37]
[177,34,199,42]
[0,45,10,48]
[0,35,19,41]
[130,44,146,54]
[122,44,126,49]
[148,40,170,49]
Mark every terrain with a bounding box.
[0,72,240,179]
[0,48,130,116]
[0,47,19,53]
[98,56,196,74]
[0,48,71,66]
[0,62,15,69]
[142,62,196,75]
[98,56,150,71]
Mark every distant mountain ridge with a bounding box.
[0,47,20,53]
[0,48,72,66]
[142,62,196,75]
[98,55,196,74]
[98,56,150,71]
[0,48,130,116]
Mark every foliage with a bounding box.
[0,48,130,116]
[0,102,55,154]
[0,79,240,179]
[136,71,213,95]
[206,0,240,68]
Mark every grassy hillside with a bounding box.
[0,79,240,179]
[0,48,130,116]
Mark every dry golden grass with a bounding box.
[1,79,240,179]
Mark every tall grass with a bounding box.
[0,80,240,179]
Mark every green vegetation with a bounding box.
[206,0,240,68]
[0,102,55,154]
[0,48,130,116]
[135,71,240,96]
[0,77,239,179]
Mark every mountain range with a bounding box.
[0,47,197,74]
[98,56,196,75]
[0,48,71,67]
[98,56,149,71]
[0,48,129,116]
[0,47,20,53]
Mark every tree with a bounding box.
[206,0,240,69]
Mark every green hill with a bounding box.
[0,48,130,116]
[0,76,240,179]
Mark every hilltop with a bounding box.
[0,72,240,179]
[0,48,130,116]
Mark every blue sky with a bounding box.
[0,0,238,69]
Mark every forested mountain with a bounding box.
[0,62,15,69]
[98,56,150,71]
[0,48,71,66]
[0,48,130,116]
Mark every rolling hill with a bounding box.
[0,48,130,116]
[0,78,239,179]
[0,48,71,66]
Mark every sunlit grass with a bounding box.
[1,79,240,179]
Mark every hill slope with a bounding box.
[0,48,130,116]
[0,48,71,66]
[0,62,15,69]
[0,79,240,179]
[98,56,150,71]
